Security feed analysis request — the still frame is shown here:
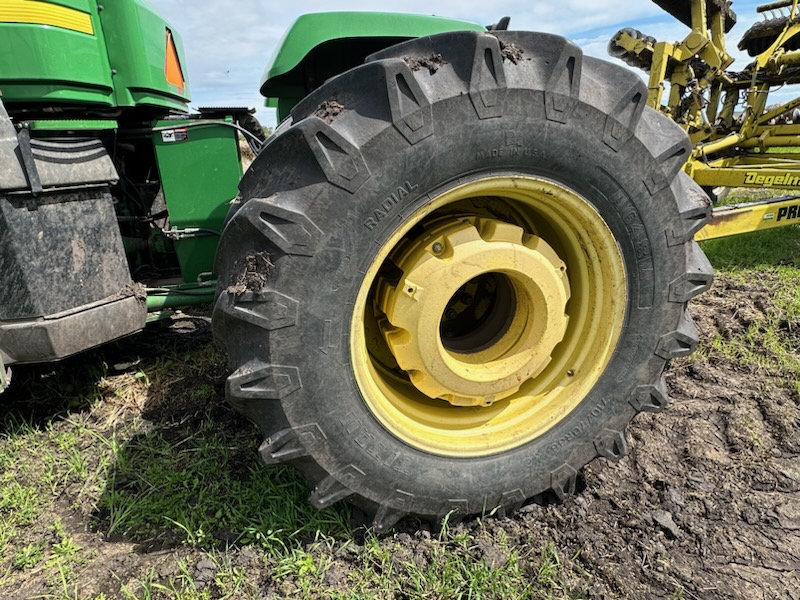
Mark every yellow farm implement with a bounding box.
[611,0,800,238]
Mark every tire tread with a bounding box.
[213,29,713,530]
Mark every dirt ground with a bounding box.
[2,272,799,599]
[510,274,800,598]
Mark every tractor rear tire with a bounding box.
[212,30,712,531]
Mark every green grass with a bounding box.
[701,207,800,269]
[0,331,590,598]
[99,420,349,549]
[0,336,355,598]
[699,222,800,393]
[263,526,585,600]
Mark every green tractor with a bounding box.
[1,0,713,530]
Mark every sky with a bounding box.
[147,0,772,128]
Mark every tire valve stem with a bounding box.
[567,369,575,377]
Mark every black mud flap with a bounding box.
[0,99,146,365]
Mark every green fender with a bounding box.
[262,12,485,120]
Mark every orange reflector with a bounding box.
[165,29,185,94]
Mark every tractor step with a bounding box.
[0,293,146,365]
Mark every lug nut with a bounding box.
[431,241,444,254]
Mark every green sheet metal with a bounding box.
[152,118,242,283]
[262,11,484,119]
[99,0,191,111]
[28,119,118,131]
[0,0,189,112]
[0,0,114,107]
[145,284,216,316]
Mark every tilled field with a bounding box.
[513,274,800,599]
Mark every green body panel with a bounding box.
[0,0,189,112]
[99,0,190,111]
[262,11,484,120]
[28,119,118,131]
[152,120,242,283]
[0,0,113,106]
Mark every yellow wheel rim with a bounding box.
[351,176,626,457]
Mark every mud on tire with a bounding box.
[212,30,712,531]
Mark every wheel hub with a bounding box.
[376,217,570,407]
[351,176,626,458]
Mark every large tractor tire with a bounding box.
[212,30,712,531]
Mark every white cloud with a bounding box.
[147,0,770,127]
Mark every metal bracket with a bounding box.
[0,355,10,394]
[162,227,219,240]
[696,194,800,240]
[16,125,43,198]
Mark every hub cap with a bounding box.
[351,176,626,457]
[376,218,570,407]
